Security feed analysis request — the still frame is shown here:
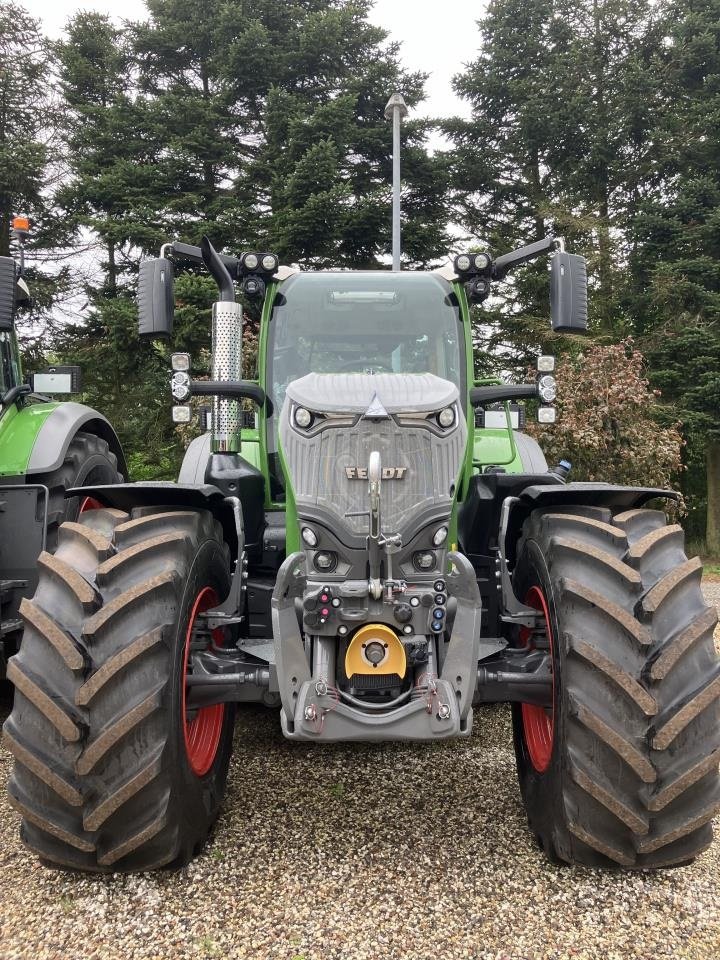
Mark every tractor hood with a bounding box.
[285,372,458,416]
[280,373,467,544]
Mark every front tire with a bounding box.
[512,506,720,868]
[4,506,234,872]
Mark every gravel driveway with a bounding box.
[1,583,719,960]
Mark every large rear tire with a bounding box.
[35,430,123,552]
[4,506,234,872]
[512,506,720,868]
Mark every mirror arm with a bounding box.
[470,384,538,406]
[493,237,561,280]
[169,241,239,278]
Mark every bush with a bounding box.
[527,340,684,493]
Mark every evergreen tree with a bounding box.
[54,13,175,478]
[0,4,49,257]
[0,4,72,336]
[447,0,662,372]
[631,0,720,552]
[131,0,449,267]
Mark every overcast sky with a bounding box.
[21,0,483,124]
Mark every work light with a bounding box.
[172,405,191,423]
[171,352,191,372]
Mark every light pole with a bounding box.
[384,92,408,271]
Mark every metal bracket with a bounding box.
[497,496,541,629]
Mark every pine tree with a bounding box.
[0,4,73,336]
[130,0,449,267]
[447,0,662,372]
[630,0,720,552]
[54,13,176,477]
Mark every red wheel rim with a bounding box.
[181,586,225,777]
[519,585,555,773]
[79,496,104,513]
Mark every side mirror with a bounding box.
[138,257,174,337]
[0,256,16,330]
[550,252,587,333]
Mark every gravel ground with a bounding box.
[1,584,719,960]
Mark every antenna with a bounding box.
[384,92,408,271]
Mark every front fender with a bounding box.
[67,482,241,560]
[504,481,679,564]
[23,401,127,478]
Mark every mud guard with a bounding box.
[26,402,127,478]
[66,482,241,560]
[504,481,679,564]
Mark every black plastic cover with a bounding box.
[0,257,16,330]
[205,453,265,550]
[138,257,174,337]
[550,252,588,333]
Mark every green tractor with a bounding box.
[4,232,718,873]
[0,218,126,677]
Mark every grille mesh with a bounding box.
[282,394,466,540]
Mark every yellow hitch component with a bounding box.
[344,623,406,678]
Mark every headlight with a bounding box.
[262,254,278,272]
[537,375,557,403]
[314,551,337,572]
[301,527,318,547]
[455,254,471,272]
[432,526,448,546]
[413,550,436,571]
[474,253,491,271]
[294,406,313,428]
[243,253,259,270]
[438,406,455,428]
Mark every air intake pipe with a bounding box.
[201,236,244,451]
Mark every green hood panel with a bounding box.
[0,402,59,476]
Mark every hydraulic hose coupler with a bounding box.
[211,300,244,451]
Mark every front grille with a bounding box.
[283,416,466,539]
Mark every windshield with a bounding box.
[267,272,464,419]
